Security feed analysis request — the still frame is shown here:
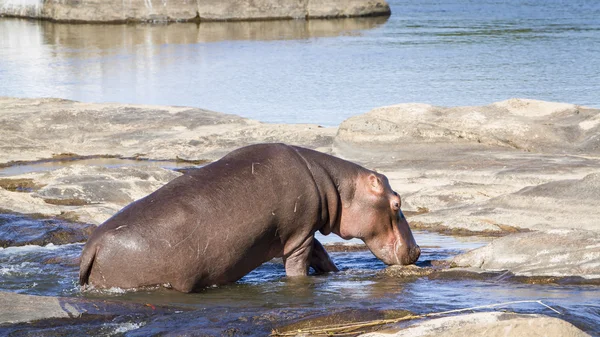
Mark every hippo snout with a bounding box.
[406,245,421,265]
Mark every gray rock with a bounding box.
[0,97,336,165]
[330,99,600,235]
[2,97,599,235]
[411,173,600,234]
[0,165,182,225]
[0,0,390,22]
[0,291,84,324]
[452,229,600,279]
[31,165,181,205]
[359,312,590,337]
[0,213,94,247]
[335,99,600,155]
[0,290,184,325]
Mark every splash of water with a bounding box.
[0,0,43,17]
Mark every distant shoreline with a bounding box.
[0,0,391,24]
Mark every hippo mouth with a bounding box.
[392,239,421,265]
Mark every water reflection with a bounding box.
[4,16,388,51]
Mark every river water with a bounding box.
[1,0,600,125]
[0,217,599,335]
[1,0,600,335]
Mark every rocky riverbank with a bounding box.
[361,312,590,337]
[0,0,390,23]
[2,96,598,234]
[1,97,599,334]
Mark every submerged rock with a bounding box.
[1,16,388,45]
[360,312,590,337]
[379,265,434,278]
[0,291,84,324]
[0,290,185,326]
[451,229,600,280]
[0,0,390,23]
[0,213,94,247]
[278,308,413,336]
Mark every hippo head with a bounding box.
[339,172,420,265]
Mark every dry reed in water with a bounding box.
[270,300,561,336]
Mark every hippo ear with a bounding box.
[368,174,385,195]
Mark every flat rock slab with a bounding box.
[0,97,335,165]
[336,98,600,155]
[410,172,600,234]
[0,165,182,225]
[331,98,600,235]
[0,291,84,325]
[452,229,600,280]
[2,97,600,236]
[360,312,590,337]
[0,291,184,325]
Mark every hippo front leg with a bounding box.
[310,238,338,273]
[284,237,339,277]
[283,236,313,277]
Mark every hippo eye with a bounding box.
[392,201,400,211]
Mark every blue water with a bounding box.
[1,0,599,125]
[1,230,599,335]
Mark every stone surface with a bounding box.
[332,98,600,235]
[0,0,390,22]
[0,165,181,225]
[2,97,600,236]
[0,213,94,247]
[409,172,600,234]
[335,98,599,155]
[378,265,434,278]
[360,312,590,337]
[451,229,600,279]
[0,97,335,165]
[0,290,184,325]
[0,291,83,324]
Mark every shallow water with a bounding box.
[1,0,600,125]
[0,214,599,335]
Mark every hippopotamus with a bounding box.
[79,143,420,292]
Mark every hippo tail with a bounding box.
[78,241,98,288]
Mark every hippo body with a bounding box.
[79,144,420,292]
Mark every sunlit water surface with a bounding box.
[0,219,599,335]
[1,0,599,125]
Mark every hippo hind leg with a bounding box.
[83,230,161,290]
[310,238,339,273]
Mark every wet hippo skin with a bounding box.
[79,143,420,292]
